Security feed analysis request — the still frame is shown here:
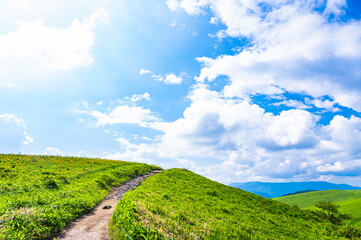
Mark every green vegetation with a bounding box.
[0,154,160,239]
[110,168,360,240]
[276,190,361,226]
[314,201,352,225]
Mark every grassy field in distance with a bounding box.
[0,154,160,239]
[276,190,361,227]
[109,168,360,240]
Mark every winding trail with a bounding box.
[56,170,162,240]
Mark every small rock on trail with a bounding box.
[56,170,161,240]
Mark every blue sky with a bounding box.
[1,0,361,186]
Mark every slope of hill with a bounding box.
[110,169,360,240]
[229,181,361,198]
[0,154,161,239]
[276,190,361,226]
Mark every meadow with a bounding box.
[0,154,160,239]
[276,190,361,226]
[109,168,361,240]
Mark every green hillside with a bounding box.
[110,168,360,240]
[0,154,160,239]
[276,190,361,227]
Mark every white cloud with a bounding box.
[152,74,164,81]
[166,0,181,11]
[305,98,339,112]
[151,72,184,85]
[321,115,361,153]
[306,98,332,109]
[0,114,33,153]
[44,147,64,156]
[317,159,361,175]
[159,86,321,159]
[0,9,108,85]
[139,69,152,75]
[265,110,318,148]
[325,0,346,15]
[141,68,184,85]
[79,103,162,129]
[140,136,153,141]
[272,100,311,109]
[317,161,345,172]
[160,86,265,157]
[127,92,151,102]
[164,74,183,84]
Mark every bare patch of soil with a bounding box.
[56,170,161,240]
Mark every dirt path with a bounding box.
[56,170,162,240]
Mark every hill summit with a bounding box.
[110,169,360,239]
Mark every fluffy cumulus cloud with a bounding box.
[152,73,183,84]
[76,99,163,129]
[0,114,33,153]
[265,110,318,148]
[156,87,309,177]
[164,74,183,84]
[169,0,361,111]
[321,115,361,154]
[0,8,108,85]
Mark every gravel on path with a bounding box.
[56,170,162,240]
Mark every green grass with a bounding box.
[0,154,161,239]
[276,190,361,226]
[109,168,360,240]
[339,199,361,226]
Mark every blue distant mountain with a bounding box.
[229,181,361,198]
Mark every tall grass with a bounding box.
[0,154,161,239]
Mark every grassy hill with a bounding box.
[276,190,361,227]
[110,168,360,240]
[0,154,160,239]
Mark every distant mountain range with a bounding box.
[229,181,361,198]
